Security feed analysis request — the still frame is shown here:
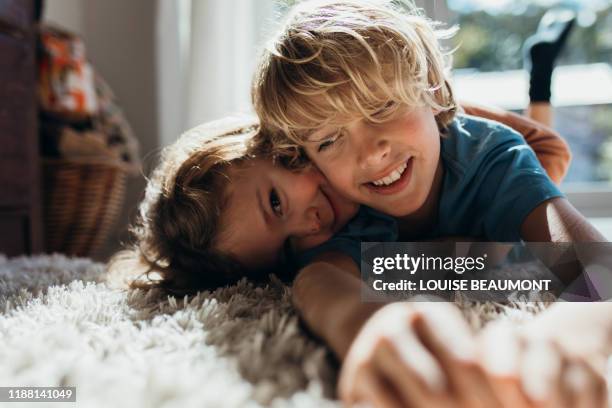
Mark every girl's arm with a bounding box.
[461,101,571,185]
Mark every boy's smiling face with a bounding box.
[302,105,441,217]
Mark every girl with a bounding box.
[107,116,356,294]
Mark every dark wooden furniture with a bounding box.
[0,0,43,256]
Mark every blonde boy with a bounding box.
[253,0,604,255]
[252,1,609,407]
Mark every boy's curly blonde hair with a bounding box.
[253,0,457,154]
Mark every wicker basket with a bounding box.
[42,158,128,257]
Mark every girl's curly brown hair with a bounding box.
[107,116,269,296]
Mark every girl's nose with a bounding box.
[289,166,325,213]
[304,207,321,234]
[292,207,321,236]
[286,166,327,237]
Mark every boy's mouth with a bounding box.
[364,157,414,195]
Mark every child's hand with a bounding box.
[338,302,502,408]
[479,321,609,408]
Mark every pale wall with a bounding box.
[43,0,159,262]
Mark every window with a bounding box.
[447,0,612,216]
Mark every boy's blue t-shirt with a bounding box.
[295,114,564,267]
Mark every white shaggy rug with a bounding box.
[0,254,606,407]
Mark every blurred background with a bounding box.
[33,0,612,259]
[448,0,612,185]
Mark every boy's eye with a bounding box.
[317,133,340,152]
[372,101,397,119]
[269,188,283,217]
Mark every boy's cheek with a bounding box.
[328,172,357,195]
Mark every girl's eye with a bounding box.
[317,133,340,152]
[269,188,283,217]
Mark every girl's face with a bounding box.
[301,105,441,217]
[216,158,359,270]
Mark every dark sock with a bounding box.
[528,43,555,102]
[523,11,576,102]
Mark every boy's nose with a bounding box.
[360,137,391,169]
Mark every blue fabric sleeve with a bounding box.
[478,133,565,241]
[437,115,565,241]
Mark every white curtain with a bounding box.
[157,0,277,146]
